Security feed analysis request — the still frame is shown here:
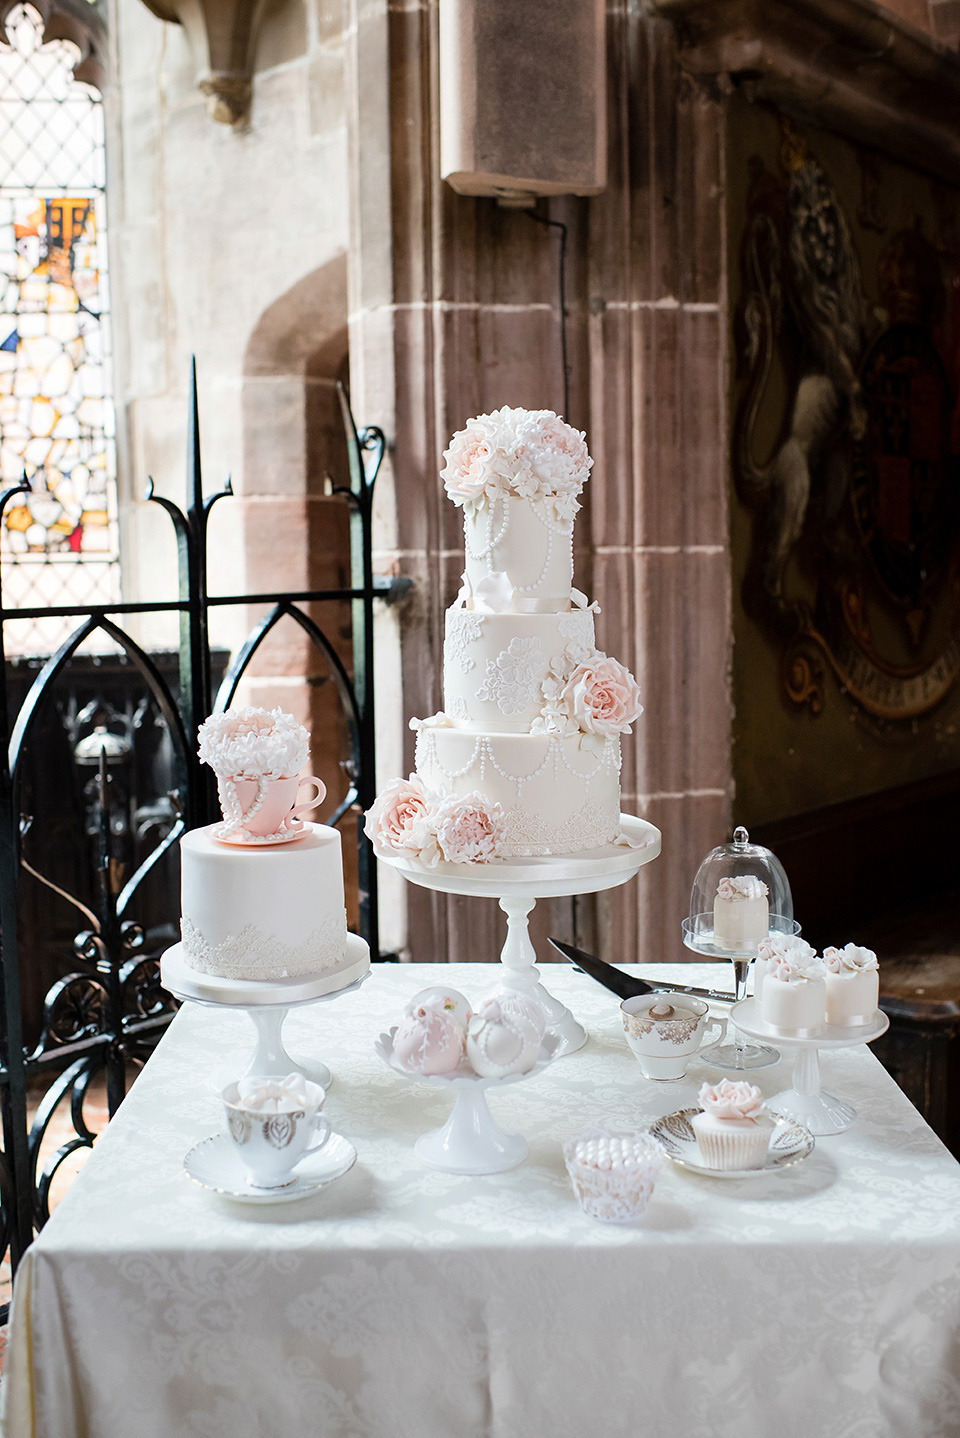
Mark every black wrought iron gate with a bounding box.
[0,367,401,1311]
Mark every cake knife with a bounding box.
[547,938,736,1005]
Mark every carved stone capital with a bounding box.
[0,0,107,90]
[652,0,960,185]
[138,0,274,125]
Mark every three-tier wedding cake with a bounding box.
[366,408,643,863]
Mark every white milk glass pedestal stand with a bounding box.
[160,934,370,1091]
[731,997,890,1135]
[378,814,660,1056]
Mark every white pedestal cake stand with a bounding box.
[731,997,890,1136]
[160,934,371,1091]
[377,814,660,1056]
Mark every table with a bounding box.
[5,963,960,1438]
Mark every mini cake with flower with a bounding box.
[367,410,644,860]
[823,943,880,1027]
[178,707,368,989]
[760,947,827,1036]
[713,874,769,951]
[691,1080,774,1171]
[754,934,817,1002]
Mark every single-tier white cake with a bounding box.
[181,823,352,982]
[713,875,769,951]
[760,951,826,1035]
[823,943,880,1026]
[365,409,644,864]
[754,934,816,1002]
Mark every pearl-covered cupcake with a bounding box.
[760,950,826,1035]
[691,1080,774,1171]
[562,1128,663,1222]
[823,944,879,1026]
[713,875,769,951]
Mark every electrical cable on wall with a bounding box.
[525,211,571,420]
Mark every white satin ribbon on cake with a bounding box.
[759,1018,824,1040]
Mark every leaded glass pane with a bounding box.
[0,3,118,656]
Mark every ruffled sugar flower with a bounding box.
[198,707,308,779]
[434,792,506,864]
[698,1080,765,1121]
[717,875,769,902]
[823,943,879,975]
[563,655,643,737]
[768,952,825,984]
[757,933,815,964]
[440,407,592,517]
[364,775,430,854]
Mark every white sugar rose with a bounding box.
[698,1080,765,1121]
[564,655,643,736]
[717,875,769,901]
[364,775,430,853]
[823,943,879,975]
[768,952,825,984]
[433,792,505,864]
[757,934,816,965]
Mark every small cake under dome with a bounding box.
[682,826,797,958]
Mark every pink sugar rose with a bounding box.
[698,1079,765,1121]
[433,792,505,864]
[441,414,518,507]
[564,655,643,736]
[364,775,430,853]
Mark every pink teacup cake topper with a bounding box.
[198,706,326,844]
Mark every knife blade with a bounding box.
[547,937,736,1005]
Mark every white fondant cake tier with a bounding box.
[180,822,353,982]
[443,604,596,731]
[824,969,879,1027]
[463,494,574,606]
[760,973,826,1035]
[414,723,621,857]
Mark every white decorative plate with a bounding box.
[650,1107,814,1180]
[211,823,308,847]
[184,1130,357,1203]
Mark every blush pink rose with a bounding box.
[564,656,643,736]
[433,792,505,864]
[698,1079,765,1121]
[441,414,517,507]
[364,775,429,852]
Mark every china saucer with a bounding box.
[650,1107,814,1180]
[184,1130,356,1203]
[211,823,308,847]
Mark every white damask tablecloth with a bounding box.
[5,962,960,1438]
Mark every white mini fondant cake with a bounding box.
[754,934,816,1002]
[179,708,364,988]
[713,875,769,951]
[823,944,880,1026]
[691,1080,774,1171]
[760,951,826,1035]
[365,409,644,862]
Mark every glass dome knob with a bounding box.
[733,826,749,847]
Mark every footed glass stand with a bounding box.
[681,917,801,1071]
[731,998,890,1135]
[376,814,660,1057]
[160,936,370,1091]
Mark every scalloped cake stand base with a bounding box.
[160,935,371,1091]
[377,814,661,1057]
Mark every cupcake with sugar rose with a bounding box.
[823,943,880,1027]
[692,1080,775,1171]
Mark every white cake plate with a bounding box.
[376,1027,562,1174]
[731,998,890,1136]
[376,814,660,1057]
[160,935,371,1091]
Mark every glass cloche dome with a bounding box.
[682,826,799,959]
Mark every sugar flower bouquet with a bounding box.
[441,407,593,523]
[364,776,506,866]
[198,707,309,780]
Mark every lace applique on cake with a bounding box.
[500,801,616,856]
[477,636,546,715]
[557,609,595,644]
[448,695,470,721]
[181,911,348,982]
[445,611,485,674]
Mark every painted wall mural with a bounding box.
[729,100,960,824]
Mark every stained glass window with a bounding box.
[0,2,118,656]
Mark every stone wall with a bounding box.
[105,0,360,914]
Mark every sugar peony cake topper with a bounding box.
[441,407,593,524]
[198,707,325,844]
[363,775,506,867]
